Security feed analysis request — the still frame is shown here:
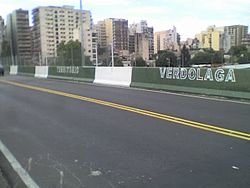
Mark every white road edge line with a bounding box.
[72,80,250,106]
[0,140,40,188]
[128,87,250,105]
[33,77,250,106]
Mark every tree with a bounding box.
[181,45,190,66]
[1,40,11,57]
[212,51,224,64]
[229,45,247,57]
[229,45,249,64]
[189,49,224,65]
[0,40,12,65]
[189,51,211,65]
[114,57,123,66]
[155,50,177,67]
[57,40,83,66]
[135,56,146,67]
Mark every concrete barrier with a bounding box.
[18,66,35,76]
[35,66,48,78]
[9,66,18,75]
[131,67,250,100]
[94,67,132,87]
[48,66,95,83]
[221,64,250,69]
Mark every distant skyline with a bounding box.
[0,0,249,40]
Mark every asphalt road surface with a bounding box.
[0,75,250,188]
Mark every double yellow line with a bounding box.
[1,79,250,141]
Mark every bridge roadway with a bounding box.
[0,75,249,188]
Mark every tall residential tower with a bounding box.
[32,5,96,65]
[6,9,32,65]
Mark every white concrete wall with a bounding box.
[10,66,18,75]
[35,66,48,78]
[94,67,132,87]
[221,64,250,69]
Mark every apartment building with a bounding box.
[224,25,248,52]
[148,27,154,59]
[105,18,129,57]
[196,26,224,51]
[135,33,149,60]
[242,34,250,52]
[32,5,96,65]
[129,20,154,60]
[196,25,248,52]
[95,21,107,48]
[0,16,4,56]
[96,18,128,56]
[154,26,179,53]
[6,9,32,65]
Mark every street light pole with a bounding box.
[95,45,98,67]
[80,0,85,66]
[111,42,114,67]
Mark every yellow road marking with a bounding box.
[1,79,250,141]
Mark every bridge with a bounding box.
[0,69,250,187]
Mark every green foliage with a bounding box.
[135,56,146,67]
[190,52,211,65]
[57,40,84,66]
[190,49,223,65]
[229,45,247,57]
[229,45,250,64]
[1,40,11,57]
[155,50,177,67]
[114,57,124,66]
[181,45,190,66]
[212,51,224,64]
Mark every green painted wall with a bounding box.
[48,66,95,83]
[18,66,35,76]
[131,67,250,100]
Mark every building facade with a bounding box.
[104,18,129,57]
[202,26,224,51]
[0,16,4,56]
[154,26,179,53]
[32,5,96,65]
[129,21,154,60]
[134,33,149,60]
[6,9,32,65]
[96,18,129,58]
[95,21,107,48]
[196,25,249,52]
[242,34,250,52]
[224,25,248,52]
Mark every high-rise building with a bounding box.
[242,34,250,52]
[6,9,32,65]
[95,18,129,60]
[32,5,96,65]
[196,25,248,52]
[148,27,154,59]
[134,33,149,60]
[154,26,179,53]
[0,16,4,56]
[129,21,154,60]
[95,21,107,48]
[129,34,135,54]
[199,26,224,51]
[104,18,129,56]
[224,25,248,52]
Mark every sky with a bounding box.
[0,0,249,40]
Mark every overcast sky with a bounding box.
[0,0,249,40]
